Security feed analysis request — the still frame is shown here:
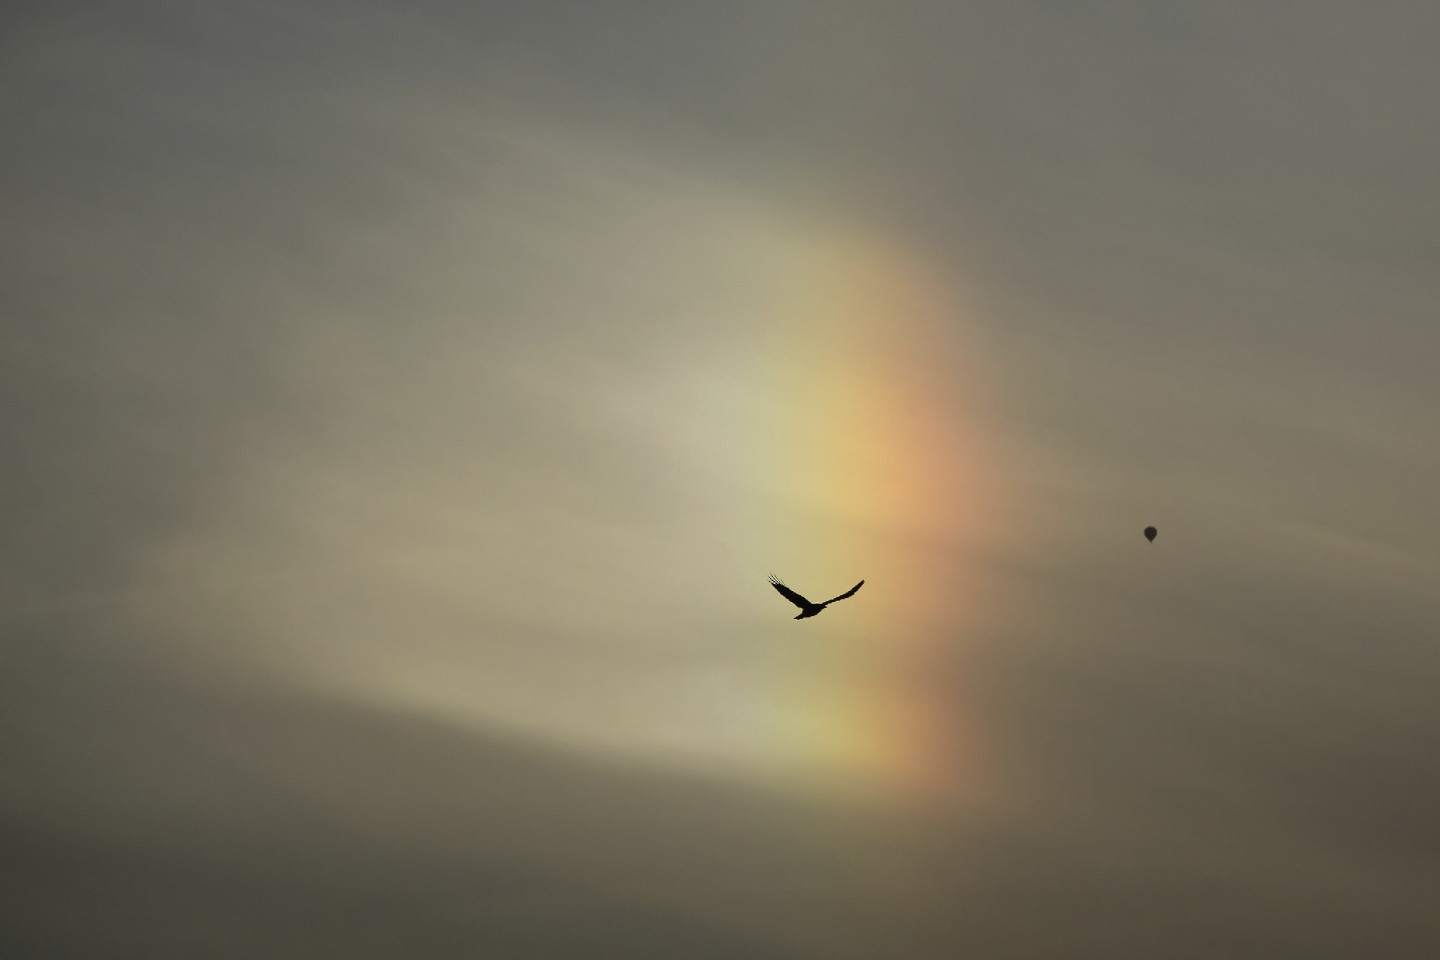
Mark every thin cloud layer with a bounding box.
[3,2,1438,957]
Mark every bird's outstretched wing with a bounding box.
[823,580,864,604]
[768,575,812,609]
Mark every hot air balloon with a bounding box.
[1144,526,1157,543]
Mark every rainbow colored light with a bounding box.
[752,227,1000,803]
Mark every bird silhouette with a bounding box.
[768,575,864,619]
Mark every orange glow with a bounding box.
[757,228,996,802]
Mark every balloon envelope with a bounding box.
[1144,526,1157,542]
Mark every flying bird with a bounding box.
[768,575,864,619]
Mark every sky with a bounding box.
[3,2,1439,957]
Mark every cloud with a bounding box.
[3,2,1439,957]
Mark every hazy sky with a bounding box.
[3,2,1438,957]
